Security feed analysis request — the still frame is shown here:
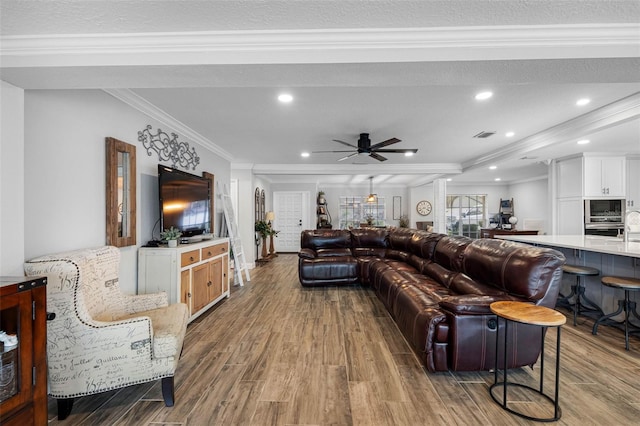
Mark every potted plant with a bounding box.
[255,220,270,258]
[160,226,182,247]
[399,214,410,228]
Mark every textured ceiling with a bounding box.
[1,0,639,186]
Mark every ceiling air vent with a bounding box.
[472,131,496,139]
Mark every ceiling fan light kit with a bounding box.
[315,133,418,162]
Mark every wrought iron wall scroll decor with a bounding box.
[137,125,200,170]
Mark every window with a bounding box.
[339,196,386,229]
[446,194,486,238]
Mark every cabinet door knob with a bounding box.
[188,292,192,298]
[207,281,212,287]
[207,251,212,256]
[190,256,194,261]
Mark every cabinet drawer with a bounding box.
[202,243,227,260]
[181,250,200,267]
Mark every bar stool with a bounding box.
[559,264,601,326]
[592,276,640,350]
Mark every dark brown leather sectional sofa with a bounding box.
[298,227,565,372]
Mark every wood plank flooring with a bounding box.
[47,254,640,425]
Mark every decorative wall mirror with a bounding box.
[255,187,261,221]
[203,171,215,235]
[260,189,266,221]
[106,137,136,247]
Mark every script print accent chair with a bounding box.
[24,246,188,420]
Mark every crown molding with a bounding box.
[462,92,640,172]
[251,163,461,175]
[103,88,233,161]
[3,24,638,68]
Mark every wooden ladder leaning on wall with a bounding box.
[218,181,250,286]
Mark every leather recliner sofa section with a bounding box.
[298,228,565,372]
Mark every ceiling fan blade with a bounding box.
[338,152,359,162]
[374,148,418,154]
[369,137,401,150]
[369,152,388,162]
[332,139,358,149]
[311,150,356,153]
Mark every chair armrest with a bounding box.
[298,248,317,259]
[120,292,169,315]
[439,295,518,315]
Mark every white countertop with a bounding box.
[496,235,640,259]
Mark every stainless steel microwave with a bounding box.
[584,199,625,236]
[584,199,625,224]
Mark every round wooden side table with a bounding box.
[489,301,566,422]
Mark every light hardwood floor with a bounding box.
[47,254,640,425]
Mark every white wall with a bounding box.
[23,89,230,293]
[231,168,256,266]
[410,183,434,228]
[317,183,409,229]
[0,81,25,275]
[508,177,550,234]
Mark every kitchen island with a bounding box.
[497,234,640,326]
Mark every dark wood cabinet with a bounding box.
[480,228,539,239]
[0,277,47,426]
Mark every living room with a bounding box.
[1,1,640,424]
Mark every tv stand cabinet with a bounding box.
[138,238,230,322]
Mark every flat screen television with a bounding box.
[158,165,211,238]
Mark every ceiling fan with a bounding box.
[313,133,418,162]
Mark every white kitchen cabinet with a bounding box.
[627,157,640,209]
[583,156,626,197]
[138,238,230,323]
[556,198,584,235]
[557,156,582,198]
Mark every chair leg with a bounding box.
[57,398,74,420]
[162,376,175,407]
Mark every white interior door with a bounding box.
[273,191,310,252]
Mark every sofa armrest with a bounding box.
[299,248,317,259]
[439,294,519,315]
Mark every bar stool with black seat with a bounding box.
[592,276,640,350]
[558,264,602,326]
[490,301,566,422]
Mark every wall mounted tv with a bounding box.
[158,165,211,238]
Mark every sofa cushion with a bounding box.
[408,231,445,259]
[462,239,565,304]
[433,236,472,272]
[422,262,457,288]
[301,229,351,251]
[298,256,359,287]
[350,228,388,249]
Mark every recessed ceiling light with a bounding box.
[494,178,501,181]
[300,152,310,157]
[505,131,515,137]
[446,178,452,182]
[576,98,590,106]
[577,139,590,145]
[489,165,497,170]
[404,152,414,157]
[278,93,293,103]
[475,91,493,101]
